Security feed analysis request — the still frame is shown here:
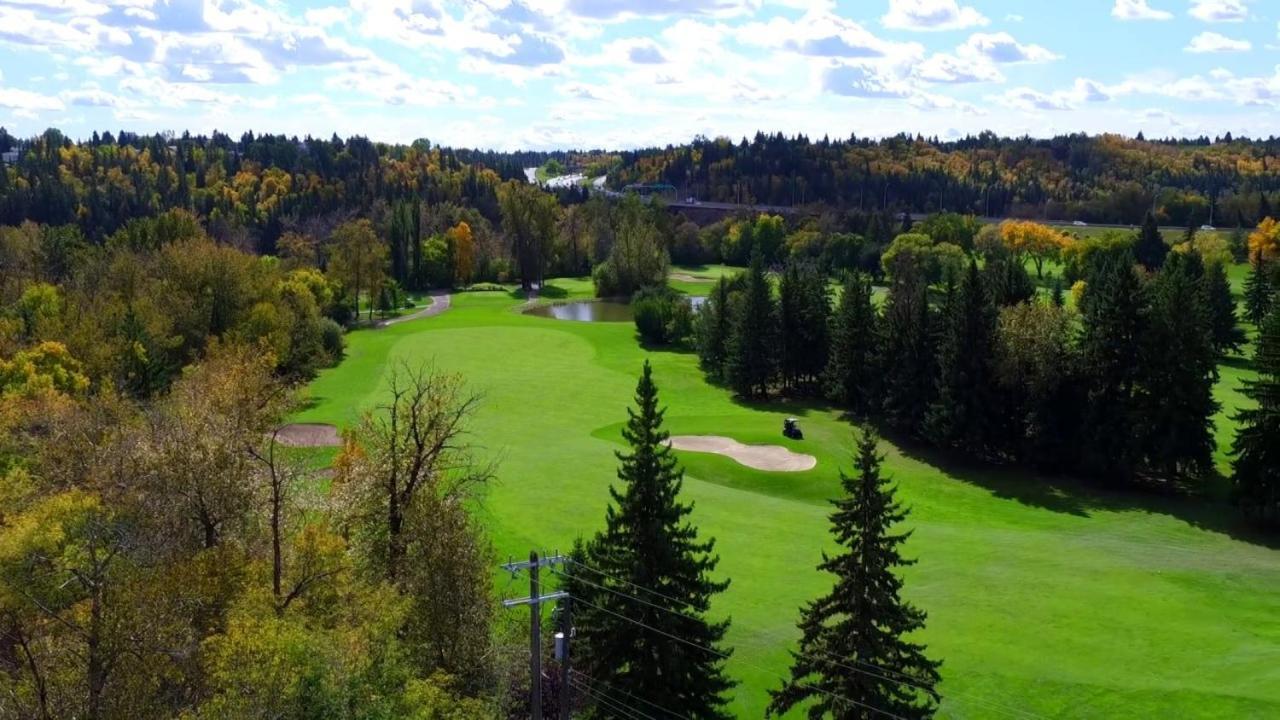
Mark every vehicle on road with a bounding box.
[1073,220,1087,226]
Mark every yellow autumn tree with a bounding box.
[445,221,474,286]
[1249,216,1280,260]
[1000,220,1068,278]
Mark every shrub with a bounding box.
[319,317,345,362]
[633,296,668,343]
[632,286,694,345]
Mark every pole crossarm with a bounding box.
[502,590,568,608]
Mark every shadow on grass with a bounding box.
[881,425,1280,549]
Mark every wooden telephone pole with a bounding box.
[502,551,568,720]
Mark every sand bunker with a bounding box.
[274,423,342,447]
[669,272,713,283]
[667,435,816,472]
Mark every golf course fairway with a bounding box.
[292,279,1280,719]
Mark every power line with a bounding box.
[569,594,908,720]
[569,669,689,720]
[558,559,1043,720]
[569,677,656,720]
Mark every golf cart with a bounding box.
[783,417,803,440]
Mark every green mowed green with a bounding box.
[294,283,1280,718]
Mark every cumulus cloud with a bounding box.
[738,11,920,60]
[1188,0,1249,22]
[915,53,1003,83]
[996,87,1074,111]
[1185,31,1251,53]
[881,0,987,31]
[0,86,65,111]
[822,61,913,98]
[1112,0,1172,20]
[563,0,754,20]
[959,32,1059,63]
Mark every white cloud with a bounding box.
[881,0,987,31]
[959,32,1059,63]
[738,11,918,59]
[915,53,1002,83]
[0,86,67,111]
[996,87,1075,111]
[561,0,755,20]
[304,6,350,27]
[822,61,913,98]
[1186,31,1251,53]
[1188,0,1249,22]
[1112,0,1172,21]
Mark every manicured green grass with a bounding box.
[294,273,1280,718]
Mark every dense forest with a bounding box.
[609,131,1280,226]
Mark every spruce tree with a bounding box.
[779,260,831,393]
[880,271,935,435]
[825,271,879,414]
[1243,250,1274,328]
[1051,276,1065,307]
[1139,252,1219,477]
[727,252,778,398]
[574,362,736,719]
[1079,254,1146,481]
[1201,260,1245,354]
[695,276,733,378]
[928,260,999,453]
[767,428,941,720]
[1135,211,1168,272]
[1231,307,1280,528]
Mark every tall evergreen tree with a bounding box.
[1231,307,1280,528]
[1079,254,1146,480]
[928,260,999,453]
[1135,211,1168,272]
[825,271,879,414]
[695,276,733,378]
[779,260,831,394]
[1138,252,1219,477]
[573,362,736,719]
[726,253,779,398]
[1201,260,1245,354]
[879,271,935,435]
[1243,250,1274,328]
[767,428,941,720]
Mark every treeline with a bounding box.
[610,131,1280,227]
[693,218,1280,527]
[0,127,515,248]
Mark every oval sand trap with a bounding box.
[275,423,342,447]
[667,435,816,472]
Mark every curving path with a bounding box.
[378,290,451,327]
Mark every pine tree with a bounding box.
[1201,260,1245,354]
[1243,250,1274,328]
[695,276,733,378]
[575,362,736,719]
[1231,307,1280,528]
[1079,255,1146,481]
[767,428,941,720]
[1051,276,1065,307]
[928,260,998,453]
[726,253,779,398]
[779,260,831,393]
[1135,211,1168,272]
[825,271,878,414]
[1138,252,1219,477]
[880,272,935,435]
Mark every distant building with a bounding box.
[0,150,18,165]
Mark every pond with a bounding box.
[525,296,705,322]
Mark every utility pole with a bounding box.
[556,594,572,720]
[502,552,567,720]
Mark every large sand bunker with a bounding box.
[274,423,342,447]
[667,435,816,472]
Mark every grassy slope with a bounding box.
[294,271,1280,719]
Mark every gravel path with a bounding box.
[378,291,451,327]
[666,435,817,472]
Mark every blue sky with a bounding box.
[0,0,1277,149]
